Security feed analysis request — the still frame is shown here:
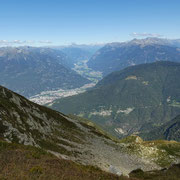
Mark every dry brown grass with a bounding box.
[0,141,136,180]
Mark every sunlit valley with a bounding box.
[0,1,180,179]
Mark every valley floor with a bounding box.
[29,60,102,105]
[29,83,95,105]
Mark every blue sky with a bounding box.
[0,0,180,46]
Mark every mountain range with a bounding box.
[59,47,93,66]
[87,38,180,76]
[51,44,103,67]
[50,61,180,140]
[0,46,90,97]
[1,37,180,179]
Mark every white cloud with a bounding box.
[0,40,33,45]
[130,32,163,38]
[12,40,25,44]
[0,40,53,46]
[0,40,9,45]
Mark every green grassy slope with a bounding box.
[141,114,180,141]
[50,61,180,138]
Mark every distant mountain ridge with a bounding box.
[58,47,92,67]
[0,46,90,97]
[51,44,103,67]
[50,61,180,139]
[87,37,180,76]
[123,37,180,47]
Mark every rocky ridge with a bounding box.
[0,85,180,176]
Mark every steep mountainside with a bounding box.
[50,61,180,138]
[1,85,180,176]
[141,114,180,141]
[87,38,180,76]
[0,46,90,97]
